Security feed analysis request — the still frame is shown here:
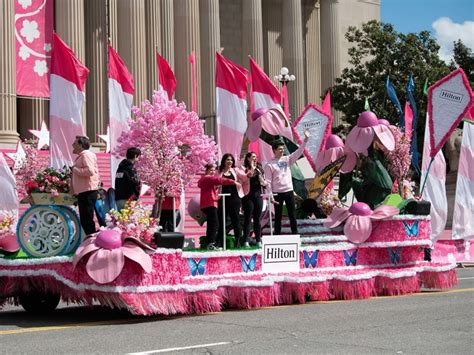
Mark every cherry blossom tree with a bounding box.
[14,140,48,198]
[115,91,217,218]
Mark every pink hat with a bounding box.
[378,118,390,126]
[346,111,395,154]
[325,134,344,149]
[315,134,357,173]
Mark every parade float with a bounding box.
[0,62,471,316]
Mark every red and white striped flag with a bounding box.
[108,44,134,186]
[157,52,176,100]
[215,52,248,159]
[421,115,447,242]
[249,57,292,163]
[49,33,89,169]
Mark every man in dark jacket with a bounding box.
[115,147,141,210]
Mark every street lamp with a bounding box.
[274,67,295,117]
[274,66,296,85]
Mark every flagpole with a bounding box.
[419,156,434,196]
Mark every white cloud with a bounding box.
[432,17,474,63]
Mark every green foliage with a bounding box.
[330,20,450,128]
[450,40,474,86]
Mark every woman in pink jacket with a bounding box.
[198,163,238,251]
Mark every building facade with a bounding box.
[0,0,380,148]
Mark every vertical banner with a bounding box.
[215,52,248,159]
[421,115,447,242]
[15,0,53,97]
[49,33,89,169]
[108,44,135,187]
[452,120,474,240]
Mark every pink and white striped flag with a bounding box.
[157,52,176,100]
[215,52,248,159]
[452,119,474,240]
[49,33,89,169]
[249,57,292,163]
[421,114,447,242]
[108,44,134,187]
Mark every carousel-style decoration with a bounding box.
[16,166,82,257]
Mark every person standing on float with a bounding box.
[264,130,309,234]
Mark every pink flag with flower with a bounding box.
[15,0,53,97]
[108,44,134,187]
[49,33,89,169]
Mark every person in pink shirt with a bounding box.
[198,163,239,251]
[264,130,309,235]
[71,136,101,236]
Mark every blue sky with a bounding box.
[381,0,474,62]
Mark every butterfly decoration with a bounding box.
[240,254,258,273]
[343,249,358,266]
[187,258,207,276]
[308,155,346,200]
[403,221,419,238]
[387,247,402,264]
[303,250,319,268]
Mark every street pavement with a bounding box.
[1,267,473,354]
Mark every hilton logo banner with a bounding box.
[261,235,300,273]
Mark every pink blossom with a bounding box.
[115,91,217,217]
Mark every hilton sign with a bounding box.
[261,235,300,273]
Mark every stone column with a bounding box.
[160,0,175,70]
[320,0,341,125]
[55,0,87,130]
[85,0,108,146]
[304,0,321,105]
[145,0,161,98]
[0,0,19,146]
[262,0,283,89]
[17,99,49,139]
[242,0,264,66]
[174,0,200,112]
[55,0,86,63]
[116,0,147,105]
[199,0,220,137]
[107,0,118,48]
[282,0,305,120]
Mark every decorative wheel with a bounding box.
[53,205,83,254]
[17,205,73,257]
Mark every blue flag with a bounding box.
[386,76,404,128]
[406,74,420,174]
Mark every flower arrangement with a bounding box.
[26,167,72,197]
[105,200,158,246]
[0,211,19,253]
[14,140,48,197]
[318,189,342,216]
[385,126,412,192]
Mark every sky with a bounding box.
[381,0,474,62]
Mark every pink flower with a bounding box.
[72,229,153,284]
[315,134,357,173]
[346,111,395,154]
[324,202,399,244]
